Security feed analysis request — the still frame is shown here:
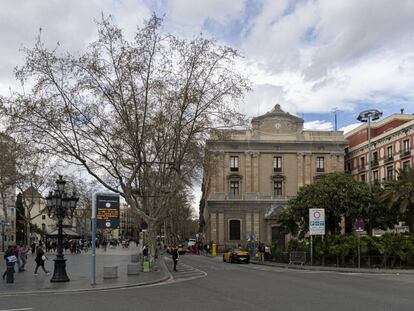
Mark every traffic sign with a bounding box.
[309,208,325,235]
[0,220,10,226]
[355,219,365,232]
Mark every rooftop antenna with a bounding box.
[333,107,338,131]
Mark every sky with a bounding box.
[1,0,414,213]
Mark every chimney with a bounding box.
[400,108,404,114]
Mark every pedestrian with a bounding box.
[142,245,149,261]
[30,242,36,254]
[34,245,50,276]
[18,243,27,271]
[258,242,265,263]
[171,246,179,272]
[2,246,17,280]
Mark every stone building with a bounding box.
[345,112,414,183]
[201,104,346,248]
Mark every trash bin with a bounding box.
[143,260,150,272]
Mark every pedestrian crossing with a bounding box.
[164,257,207,281]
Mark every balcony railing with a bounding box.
[371,160,379,167]
[208,192,295,201]
[401,149,411,158]
[358,165,366,172]
[316,168,325,173]
[385,156,394,163]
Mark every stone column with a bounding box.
[246,212,252,235]
[210,213,217,243]
[223,152,229,193]
[297,152,304,190]
[252,152,260,193]
[218,213,225,245]
[304,152,312,185]
[245,152,253,192]
[253,212,260,241]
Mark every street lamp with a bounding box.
[357,109,383,234]
[45,175,79,282]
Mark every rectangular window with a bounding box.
[373,171,379,184]
[403,139,410,153]
[387,145,393,159]
[230,181,239,195]
[403,161,410,172]
[372,151,378,166]
[42,215,46,220]
[360,174,365,182]
[387,166,393,181]
[360,157,365,168]
[316,157,325,172]
[273,181,283,196]
[230,156,239,172]
[273,156,282,172]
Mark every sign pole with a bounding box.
[310,235,313,266]
[358,232,361,269]
[91,193,97,286]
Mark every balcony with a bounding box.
[208,192,295,201]
[274,167,282,173]
[401,149,411,159]
[358,165,366,172]
[316,168,325,173]
[371,160,379,168]
[385,156,394,163]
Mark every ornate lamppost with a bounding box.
[357,109,383,235]
[45,175,79,282]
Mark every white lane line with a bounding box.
[0,308,34,311]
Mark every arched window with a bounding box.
[229,220,241,240]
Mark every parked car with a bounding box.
[222,248,250,264]
[188,238,196,247]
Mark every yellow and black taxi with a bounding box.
[222,248,250,264]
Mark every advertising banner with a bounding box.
[96,194,120,229]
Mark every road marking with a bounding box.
[0,308,34,311]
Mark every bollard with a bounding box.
[212,243,217,257]
[127,263,140,275]
[103,266,118,279]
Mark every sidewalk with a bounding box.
[0,246,170,295]
[250,259,414,274]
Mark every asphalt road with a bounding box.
[1,255,414,311]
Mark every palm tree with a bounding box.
[381,167,414,232]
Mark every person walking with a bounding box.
[2,246,17,281]
[171,246,179,272]
[34,245,50,276]
[18,243,28,271]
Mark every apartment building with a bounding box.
[345,113,414,184]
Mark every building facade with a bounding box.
[201,104,346,247]
[345,113,414,184]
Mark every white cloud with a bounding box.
[304,120,333,131]
[340,123,361,134]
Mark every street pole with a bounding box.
[367,116,372,236]
[311,235,313,266]
[358,232,361,269]
[91,193,97,286]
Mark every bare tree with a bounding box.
[1,15,249,259]
[0,133,20,248]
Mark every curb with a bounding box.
[250,260,414,275]
[0,259,171,297]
